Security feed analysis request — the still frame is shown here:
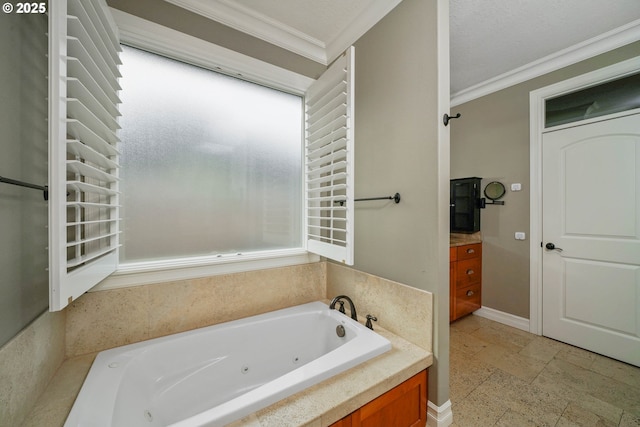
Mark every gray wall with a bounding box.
[352,0,449,405]
[0,7,49,347]
[450,41,640,319]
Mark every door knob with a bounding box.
[545,242,563,252]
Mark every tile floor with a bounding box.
[449,314,640,427]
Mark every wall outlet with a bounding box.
[515,232,526,240]
[511,183,522,191]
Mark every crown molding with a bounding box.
[451,19,640,107]
[164,0,328,64]
[325,0,402,63]
[110,8,314,94]
[163,0,402,66]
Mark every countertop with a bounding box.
[450,232,482,247]
[23,319,432,427]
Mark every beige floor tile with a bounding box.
[543,358,640,417]
[450,329,489,356]
[619,411,640,427]
[450,316,640,427]
[486,320,537,342]
[474,370,567,427]
[449,351,495,403]
[590,354,640,389]
[475,344,547,383]
[532,366,623,425]
[450,313,494,334]
[555,402,618,427]
[470,324,534,353]
[554,342,598,369]
[540,358,602,392]
[451,389,508,427]
[518,336,565,363]
[495,409,547,427]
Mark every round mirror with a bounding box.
[484,181,506,201]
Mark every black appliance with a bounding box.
[450,177,482,233]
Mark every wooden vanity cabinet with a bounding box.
[450,243,482,322]
[329,370,427,427]
[449,247,457,322]
[329,417,353,427]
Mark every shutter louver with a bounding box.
[305,47,354,265]
[49,0,121,311]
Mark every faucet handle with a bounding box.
[337,300,345,314]
[365,314,378,330]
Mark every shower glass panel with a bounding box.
[0,10,49,347]
[545,72,640,128]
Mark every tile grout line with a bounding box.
[552,400,571,427]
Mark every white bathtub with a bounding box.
[64,301,391,427]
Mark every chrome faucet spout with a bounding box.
[329,295,358,322]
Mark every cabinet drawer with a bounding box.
[449,261,456,323]
[456,257,481,288]
[455,283,481,319]
[456,243,481,261]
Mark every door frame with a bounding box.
[528,55,640,335]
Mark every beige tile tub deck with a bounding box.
[24,262,433,426]
[23,320,431,427]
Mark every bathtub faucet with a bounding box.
[329,295,358,322]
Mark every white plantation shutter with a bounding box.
[49,0,121,311]
[305,47,355,265]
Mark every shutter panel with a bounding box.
[49,0,121,311]
[305,47,355,265]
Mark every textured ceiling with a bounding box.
[450,0,640,94]
[171,0,640,96]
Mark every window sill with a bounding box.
[91,249,320,292]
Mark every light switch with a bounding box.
[515,232,526,240]
[511,183,522,191]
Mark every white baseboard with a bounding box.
[473,306,531,332]
[427,399,453,427]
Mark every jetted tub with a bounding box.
[64,301,392,427]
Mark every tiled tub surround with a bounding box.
[65,262,326,358]
[0,311,66,427]
[12,261,432,426]
[66,302,392,427]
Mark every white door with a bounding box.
[542,113,640,367]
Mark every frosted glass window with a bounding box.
[119,46,303,263]
[545,72,640,128]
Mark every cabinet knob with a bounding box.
[466,290,474,296]
[466,248,475,254]
[466,269,474,275]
